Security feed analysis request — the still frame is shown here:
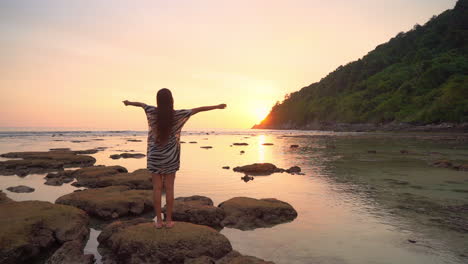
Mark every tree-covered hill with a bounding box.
[254,0,467,130]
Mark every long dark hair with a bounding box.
[153,88,174,145]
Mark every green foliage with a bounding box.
[259,0,467,127]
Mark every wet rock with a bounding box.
[6,185,35,193]
[453,164,468,171]
[0,151,96,176]
[201,146,213,149]
[216,250,275,264]
[0,200,89,264]
[56,186,153,219]
[222,166,230,170]
[72,168,152,189]
[46,239,95,264]
[233,143,248,146]
[0,190,12,203]
[162,196,225,228]
[262,143,274,146]
[431,160,453,168]
[97,219,232,264]
[109,153,145,159]
[290,145,299,148]
[126,139,142,142]
[285,166,301,174]
[219,197,298,230]
[383,179,409,185]
[50,148,71,151]
[233,163,283,176]
[241,175,254,182]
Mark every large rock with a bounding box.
[0,200,90,264]
[216,250,275,264]
[163,196,225,228]
[219,197,298,230]
[46,165,127,187]
[233,163,283,175]
[6,185,35,193]
[97,219,233,264]
[185,250,275,264]
[72,168,152,189]
[0,150,96,176]
[0,190,12,203]
[56,186,153,219]
[110,153,146,159]
[46,239,94,264]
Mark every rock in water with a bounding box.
[97,219,232,264]
[0,150,96,176]
[46,239,94,264]
[56,186,153,219]
[216,250,275,264]
[6,185,35,193]
[109,153,146,159]
[0,201,90,264]
[0,190,12,203]
[285,166,301,174]
[162,196,225,228]
[233,163,283,175]
[71,167,152,189]
[219,197,298,230]
[232,143,248,146]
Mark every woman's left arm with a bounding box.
[191,104,226,115]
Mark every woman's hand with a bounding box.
[218,104,227,109]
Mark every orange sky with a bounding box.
[0,0,457,130]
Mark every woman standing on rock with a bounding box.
[123,88,226,228]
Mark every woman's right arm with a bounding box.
[123,100,147,108]
[191,104,226,115]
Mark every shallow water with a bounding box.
[0,129,467,264]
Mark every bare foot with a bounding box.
[165,221,175,229]
[154,221,164,229]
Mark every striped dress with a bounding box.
[143,105,193,174]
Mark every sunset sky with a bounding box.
[0,0,457,130]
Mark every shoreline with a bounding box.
[252,122,468,133]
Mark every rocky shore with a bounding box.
[253,121,468,133]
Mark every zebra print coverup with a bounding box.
[144,105,193,174]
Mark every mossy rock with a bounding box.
[163,196,225,228]
[233,163,284,175]
[0,200,90,264]
[98,219,232,264]
[56,186,153,219]
[216,250,275,264]
[219,197,297,230]
[72,168,152,189]
[46,165,127,187]
[0,190,12,203]
[0,151,96,176]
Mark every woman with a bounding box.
[123,88,226,228]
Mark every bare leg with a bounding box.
[152,173,163,228]
[164,173,176,227]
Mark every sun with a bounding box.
[254,106,270,123]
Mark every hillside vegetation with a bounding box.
[255,0,467,129]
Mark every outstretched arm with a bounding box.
[123,100,147,108]
[191,104,226,115]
